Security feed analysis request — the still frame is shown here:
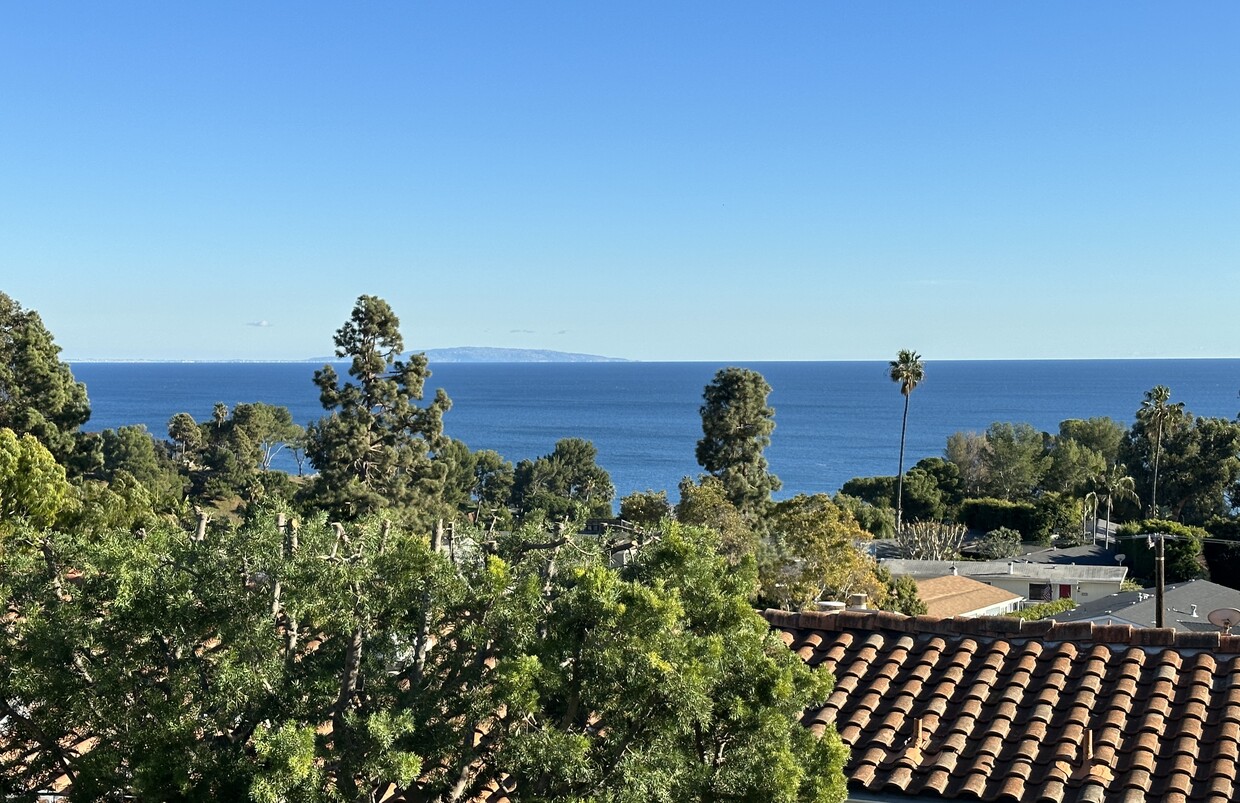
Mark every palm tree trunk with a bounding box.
[1151,423,1162,518]
[896,394,910,532]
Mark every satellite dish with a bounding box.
[1207,608,1240,634]
[1115,553,1126,565]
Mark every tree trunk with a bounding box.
[896,393,910,532]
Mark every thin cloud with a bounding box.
[247,320,273,328]
[510,328,536,334]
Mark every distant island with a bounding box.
[418,347,630,363]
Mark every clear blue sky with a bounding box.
[2,3,1237,361]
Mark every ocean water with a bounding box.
[69,360,1240,502]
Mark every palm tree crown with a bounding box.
[889,350,925,533]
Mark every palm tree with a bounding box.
[1093,464,1138,548]
[1083,490,1099,543]
[1140,385,1184,517]
[889,349,925,533]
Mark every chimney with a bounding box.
[846,593,869,610]
[1008,562,1014,575]
[950,565,958,576]
[1190,604,1199,617]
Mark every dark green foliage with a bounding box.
[839,476,896,509]
[0,292,92,466]
[306,295,452,523]
[832,493,895,539]
[98,425,187,512]
[1117,519,1209,584]
[695,367,781,516]
[512,437,615,520]
[469,448,515,526]
[1121,390,1240,524]
[167,411,203,461]
[1008,598,1077,620]
[981,422,1050,500]
[912,457,965,511]
[1033,491,1082,546]
[619,489,672,529]
[958,497,1038,538]
[1203,518,1240,590]
[1058,417,1125,467]
[1,513,849,802]
[900,466,947,522]
[1043,437,1105,496]
[975,527,1023,559]
[876,566,927,616]
[676,475,759,562]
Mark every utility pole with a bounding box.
[1155,532,1166,629]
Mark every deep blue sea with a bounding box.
[69,361,1240,503]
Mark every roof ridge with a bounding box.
[763,608,1240,653]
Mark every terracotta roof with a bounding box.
[914,575,1023,618]
[766,608,1240,803]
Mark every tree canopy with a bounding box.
[306,295,452,523]
[0,292,91,466]
[695,367,781,516]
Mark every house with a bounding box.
[1050,579,1240,633]
[914,575,1023,618]
[766,608,1240,803]
[879,558,1127,603]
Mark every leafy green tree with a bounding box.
[1057,417,1125,466]
[231,402,304,471]
[695,367,781,516]
[1033,491,1083,546]
[1124,409,1240,525]
[434,437,477,513]
[944,430,989,496]
[912,456,965,512]
[469,448,515,526]
[306,295,452,522]
[1043,436,1106,497]
[838,475,896,510]
[900,465,946,522]
[0,427,70,530]
[167,411,203,462]
[512,437,615,520]
[832,492,895,539]
[1117,519,1208,583]
[1,512,848,802]
[676,475,759,562]
[976,527,1023,559]
[97,425,187,513]
[619,489,672,529]
[889,350,925,532]
[758,493,886,611]
[0,292,92,466]
[877,567,927,616]
[981,422,1050,500]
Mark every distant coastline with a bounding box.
[70,347,631,365]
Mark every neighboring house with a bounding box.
[767,608,1240,803]
[1051,579,1240,633]
[1013,544,1127,568]
[879,559,1127,603]
[914,575,1023,618]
